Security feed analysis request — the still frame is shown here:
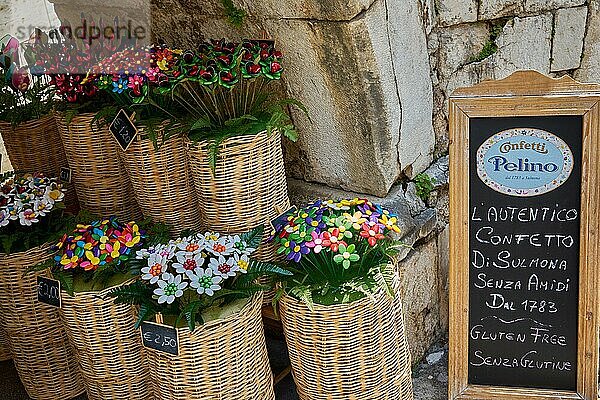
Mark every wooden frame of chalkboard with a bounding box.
[449,71,600,400]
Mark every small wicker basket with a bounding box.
[0,327,10,361]
[279,274,414,400]
[118,127,201,236]
[59,282,153,400]
[0,115,78,209]
[185,130,290,260]
[145,293,275,400]
[0,244,85,400]
[55,112,141,221]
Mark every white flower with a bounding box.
[207,236,234,256]
[173,251,205,274]
[231,235,256,256]
[33,197,54,217]
[0,210,9,227]
[202,231,220,242]
[19,209,39,226]
[232,253,250,274]
[153,273,188,304]
[136,246,156,259]
[141,254,169,284]
[209,254,239,279]
[175,238,205,254]
[186,268,222,296]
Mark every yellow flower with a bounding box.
[340,198,365,206]
[343,211,366,230]
[85,251,100,265]
[380,215,401,233]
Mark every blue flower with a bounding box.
[112,77,128,93]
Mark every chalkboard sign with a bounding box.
[468,116,581,390]
[59,166,71,183]
[140,321,179,356]
[449,71,600,400]
[37,276,61,308]
[109,109,137,151]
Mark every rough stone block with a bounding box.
[551,6,587,72]
[436,0,477,26]
[397,239,441,362]
[479,0,522,20]
[525,0,586,14]
[575,1,600,82]
[492,13,553,79]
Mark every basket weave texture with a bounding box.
[0,115,66,175]
[146,293,275,400]
[0,327,10,361]
[118,128,200,236]
[0,115,78,209]
[280,274,414,400]
[0,244,85,400]
[59,283,153,400]
[55,112,141,221]
[185,130,289,260]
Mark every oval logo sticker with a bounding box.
[476,128,573,197]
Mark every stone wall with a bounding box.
[428,0,600,158]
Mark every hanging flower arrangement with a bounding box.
[110,225,291,330]
[269,198,403,307]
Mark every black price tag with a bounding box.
[140,321,179,356]
[269,206,297,233]
[37,276,61,308]
[59,167,72,183]
[109,109,137,151]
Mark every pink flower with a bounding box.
[128,75,144,96]
[305,231,325,254]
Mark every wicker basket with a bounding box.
[55,112,141,221]
[280,274,414,400]
[118,127,200,236]
[59,282,152,400]
[0,244,85,400]
[185,130,290,260]
[146,293,275,400]
[0,327,10,361]
[0,115,79,210]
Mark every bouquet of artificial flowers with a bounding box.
[47,217,149,294]
[110,226,290,329]
[0,172,68,253]
[269,198,402,306]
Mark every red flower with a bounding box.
[270,61,282,74]
[359,222,385,246]
[127,75,144,96]
[322,229,346,252]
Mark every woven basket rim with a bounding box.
[184,128,276,148]
[176,292,261,336]
[61,276,136,297]
[0,113,54,128]
[280,282,392,311]
[0,241,53,260]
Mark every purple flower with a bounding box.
[286,240,310,263]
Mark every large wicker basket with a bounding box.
[0,327,10,361]
[280,275,414,400]
[0,244,85,400]
[185,130,289,261]
[118,127,200,236]
[55,112,141,221]
[145,293,275,400]
[59,282,152,400]
[0,115,78,209]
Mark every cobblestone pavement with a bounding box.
[0,335,448,400]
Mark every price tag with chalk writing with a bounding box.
[140,321,179,356]
[109,109,137,151]
[37,276,61,308]
[59,167,72,183]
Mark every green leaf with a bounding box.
[239,225,264,250]
[134,303,153,329]
[191,117,212,130]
